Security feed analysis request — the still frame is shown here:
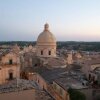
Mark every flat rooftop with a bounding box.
[55,75,88,90]
[0,89,53,100]
[0,89,36,100]
[0,79,53,100]
[39,68,68,83]
[38,67,88,89]
[0,79,39,94]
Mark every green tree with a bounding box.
[68,88,86,100]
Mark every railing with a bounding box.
[1,63,20,66]
[6,78,16,81]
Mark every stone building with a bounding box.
[0,51,20,85]
[23,45,36,53]
[82,59,100,84]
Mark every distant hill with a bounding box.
[0,41,100,51]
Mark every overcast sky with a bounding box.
[0,0,100,41]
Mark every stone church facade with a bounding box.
[0,52,20,85]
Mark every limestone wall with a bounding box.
[0,52,20,85]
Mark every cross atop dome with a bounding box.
[44,23,49,31]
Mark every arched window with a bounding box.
[48,51,51,55]
[41,50,43,55]
[9,59,13,65]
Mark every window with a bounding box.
[38,79,39,83]
[43,86,45,90]
[34,64,37,66]
[9,59,13,65]
[89,74,91,80]
[41,50,43,55]
[48,51,51,55]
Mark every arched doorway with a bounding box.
[8,69,14,80]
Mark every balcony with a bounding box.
[6,77,16,81]
[1,63,20,66]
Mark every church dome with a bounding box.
[37,23,56,46]
[36,23,56,58]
